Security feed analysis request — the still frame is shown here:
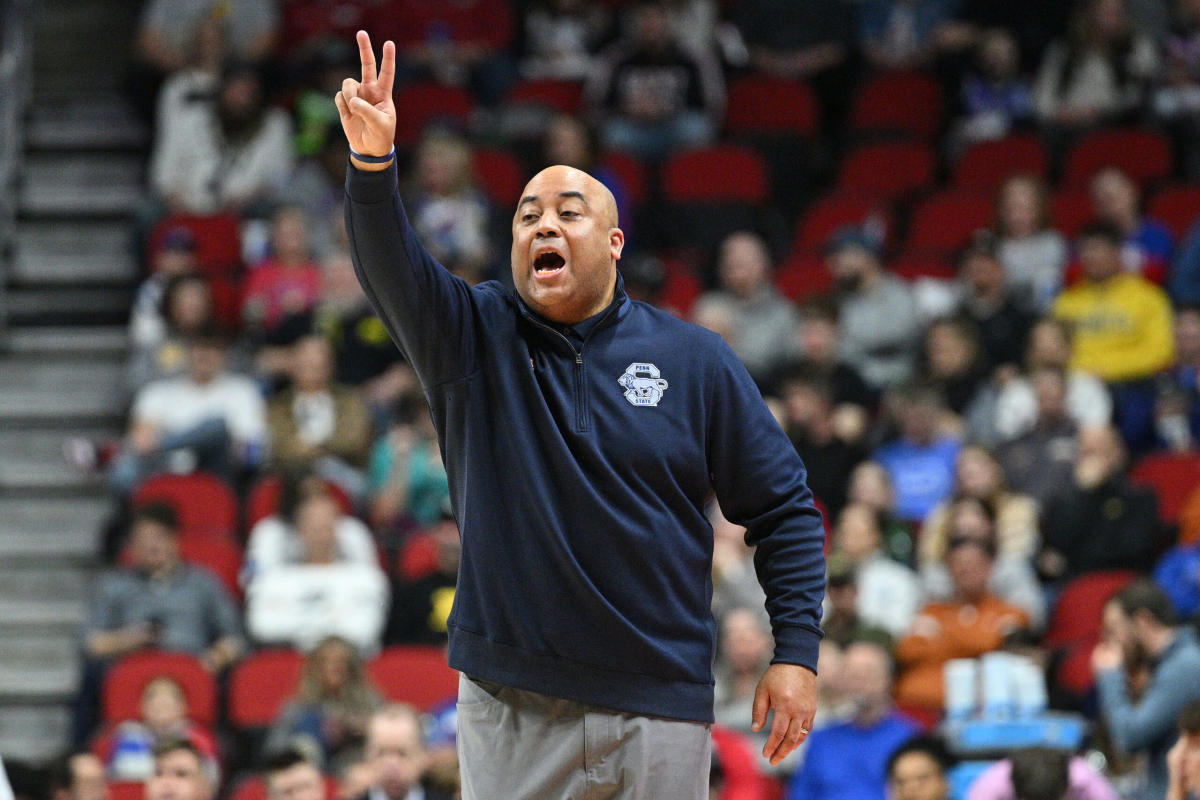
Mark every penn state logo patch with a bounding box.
[618,362,668,407]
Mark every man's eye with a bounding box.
[561,210,579,218]
[522,213,538,222]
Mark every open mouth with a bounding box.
[534,251,566,275]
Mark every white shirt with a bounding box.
[133,372,267,444]
[993,371,1112,441]
[854,552,923,638]
[244,514,378,578]
[246,562,389,652]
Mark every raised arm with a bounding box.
[334,31,478,388]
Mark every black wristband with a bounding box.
[350,146,396,164]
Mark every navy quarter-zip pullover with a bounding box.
[345,162,825,723]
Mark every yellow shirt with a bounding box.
[1053,272,1174,383]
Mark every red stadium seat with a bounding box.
[725,76,819,137]
[598,150,648,206]
[472,148,525,207]
[397,533,439,580]
[147,214,242,277]
[244,474,355,530]
[103,651,218,727]
[177,535,242,600]
[367,646,459,710]
[953,135,1048,190]
[1050,189,1095,240]
[891,250,956,281]
[661,145,769,205]
[775,252,833,303]
[904,190,994,254]
[228,649,305,729]
[392,82,475,148]
[792,192,894,254]
[1147,184,1200,240]
[505,79,584,114]
[1043,571,1137,695]
[850,71,944,140]
[109,783,145,800]
[837,141,936,202]
[132,472,238,538]
[1130,452,1200,526]
[1062,127,1173,188]
[655,257,705,317]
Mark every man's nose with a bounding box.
[535,218,561,237]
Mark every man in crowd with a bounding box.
[886,736,954,800]
[356,706,451,800]
[263,748,326,800]
[1167,700,1200,800]
[48,752,109,800]
[145,740,215,800]
[1094,580,1200,800]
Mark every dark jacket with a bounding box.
[345,163,824,723]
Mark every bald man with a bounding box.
[336,31,825,800]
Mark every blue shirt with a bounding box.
[787,711,920,800]
[874,437,961,522]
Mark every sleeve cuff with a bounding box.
[771,625,823,674]
[345,158,400,204]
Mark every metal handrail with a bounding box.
[0,0,33,341]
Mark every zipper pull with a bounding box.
[575,352,583,365]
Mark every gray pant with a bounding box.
[456,674,711,800]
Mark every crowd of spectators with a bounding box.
[34,0,1200,798]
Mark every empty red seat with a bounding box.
[598,150,648,206]
[1147,184,1200,240]
[109,783,145,800]
[837,141,936,202]
[472,147,525,207]
[661,145,769,205]
[1063,127,1173,188]
[1130,452,1200,526]
[904,190,994,254]
[505,79,584,114]
[393,82,475,148]
[792,192,894,254]
[1050,189,1095,240]
[244,473,355,530]
[367,646,459,710]
[228,648,305,729]
[103,651,218,727]
[177,535,242,600]
[850,71,944,140]
[1043,571,1137,694]
[655,257,704,317]
[725,75,819,137]
[132,472,238,538]
[953,135,1048,190]
[891,250,956,281]
[775,252,834,303]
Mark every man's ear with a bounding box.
[610,227,625,261]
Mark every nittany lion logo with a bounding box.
[618,362,669,407]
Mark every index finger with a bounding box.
[357,30,377,84]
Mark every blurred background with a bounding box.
[3,0,1200,799]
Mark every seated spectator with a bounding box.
[919,447,1039,566]
[713,609,777,760]
[265,637,381,769]
[1093,580,1200,800]
[1088,167,1175,286]
[788,299,877,413]
[873,385,962,525]
[138,0,278,78]
[860,0,960,71]
[711,503,767,620]
[1055,222,1174,448]
[692,232,800,386]
[371,0,516,105]
[1173,215,1200,306]
[243,208,324,338]
[895,538,1030,711]
[996,366,1080,505]
[244,474,377,578]
[777,369,867,516]
[128,273,217,392]
[279,2,374,66]
[847,461,916,565]
[1154,304,1200,451]
[1038,426,1160,582]
[958,232,1037,372]
[109,327,266,495]
[833,504,922,639]
[994,175,1069,313]
[262,748,326,800]
[266,336,371,496]
[886,735,954,800]
[787,640,920,800]
[150,60,294,215]
[278,117,349,261]
[48,752,108,800]
[1155,0,1200,181]
[368,391,450,534]
[992,318,1112,442]
[1033,0,1158,130]
[1157,531,1200,620]
[245,486,388,651]
[921,317,991,419]
[385,510,460,644]
[918,496,1045,630]
[403,130,493,285]
[967,745,1119,800]
[93,677,218,781]
[822,558,894,649]
[519,0,611,81]
[584,0,724,160]
[146,739,216,800]
[826,228,921,392]
[540,114,632,241]
[953,28,1035,149]
[129,228,202,360]
[354,705,452,800]
[1166,700,1200,800]
[75,504,242,745]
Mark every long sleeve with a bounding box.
[707,342,825,670]
[1096,653,1200,752]
[344,162,479,388]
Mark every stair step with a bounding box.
[0,662,81,702]
[0,359,125,421]
[0,424,120,496]
[3,286,133,326]
[19,153,144,217]
[14,221,138,284]
[0,496,108,551]
[26,95,148,152]
[0,598,88,630]
[0,705,72,762]
[6,325,129,358]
